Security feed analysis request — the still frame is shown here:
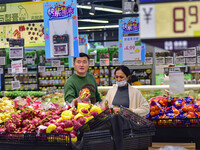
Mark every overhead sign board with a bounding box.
[140,1,200,51]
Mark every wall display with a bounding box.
[0,23,44,48]
[79,34,88,54]
[140,1,200,51]
[43,0,79,58]
[118,18,145,62]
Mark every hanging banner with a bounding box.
[43,0,79,59]
[118,18,145,63]
[79,34,88,54]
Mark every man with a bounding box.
[64,53,102,104]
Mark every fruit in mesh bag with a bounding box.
[79,88,90,100]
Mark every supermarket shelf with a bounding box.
[5,88,38,91]
[38,76,68,80]
[5,73,37,77]
[98,85,200,91]
[5,81,37,84]
[94,75,109,78]
[39,86,64,89]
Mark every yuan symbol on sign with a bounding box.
[142,7,152,24]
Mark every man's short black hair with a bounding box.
[74,52,90,62]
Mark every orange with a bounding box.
[155,110,160,115]
[187,114,192,118]
[188,112,195,118]
[150,112,155,116]
[182,106,188,112]
[150,106,155,112]
[188,106,193,112]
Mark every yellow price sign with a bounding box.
[135,49,140,53]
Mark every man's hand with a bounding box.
[72,97,79,106]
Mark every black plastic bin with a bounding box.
[0,133,73,150]
[78,107,155,150]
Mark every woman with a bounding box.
[104,65,150,117]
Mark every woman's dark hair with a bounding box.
[114,65,132,84]
[74,52,90,62]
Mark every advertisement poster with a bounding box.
[43,0,79,59]
[118,18,145,62]
[79,34,88,54]
[11,59,23,74]
[0,23,44,48]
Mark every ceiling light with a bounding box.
[78,25,119,30]
[89,4,95,15]
[77,5,122,13]
[78,19,109,24]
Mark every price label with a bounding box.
[9,47,24,59]
[23,68,28,74]
[51,60,60,67]
[144,57,153,65]
[165,57,174,64]
[8,68,12,74]
[11,80,20,90]
[0,68,3,74]
[100,59,109,66]
[112,58,122,66]
[186,57,196,64]
[197,56,200,63]
[156,57,165,64]
[38,66,46,73]
[122,35,141,61]
[0,57,6,66]
[89,59,95,66]
[57,65,64,72]
[176,57,185,64]
[11,59,23,74]
[184,48,196,57]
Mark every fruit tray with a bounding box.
[150,118,200,127]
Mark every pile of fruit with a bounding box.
[147,96,200,120]
[0,101,104,143]
[0,97,15,123]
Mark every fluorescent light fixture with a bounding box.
[77,5,122,13]
[78,25,119,30]
[78,19,109,24]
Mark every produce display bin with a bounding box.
[0,133,73,150]
[78,107,155,150]
[150,118,200,149]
